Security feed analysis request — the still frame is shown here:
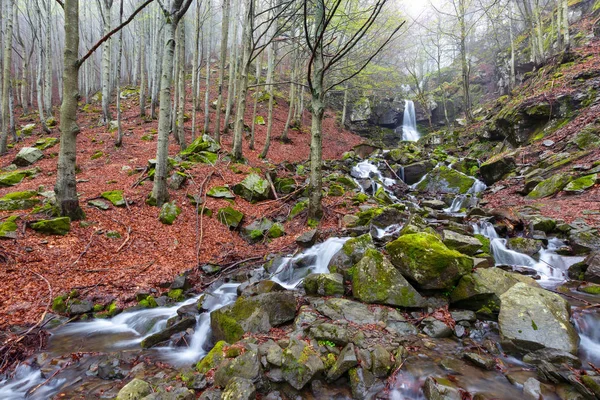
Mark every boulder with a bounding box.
[232,173,274,203]
[0,168,38,187]
[34,137,58,150]
[527,174,572,199]
[569,230,600,254]
[141,317,195,348]
[309,322,351,345]
[422,317,453,338]
[479,156,516,185]
[499,283,579,354]
[442,230,483,256]
[211,291,296,343]
[296,229,319,247]
[222,377,256,400]
[423,376,461,400]
[422,199,447,210]
[564,174,598,193]
[352,249,425,307]
[348,367,377,400]
[241,218,274,242]
[0,216,18,239]
[30,217,71,235]
[14,147,43,166]
[450,268,539,314]
[507,237,543,256]
[0,191,40,211]
[386,233,473,290]
[584,251,600,283]
[282,338,324,390]
[217,207,244,230]
[179,134,221,158]
[415,166,475,194]
[326,343,358,381]
[197,341,228,373]
[207,186,235,199]
[402,161,435,185]
[159,202,181,225]
[116,378,152,400]
[214,348,261,387]
[101,190,126,207]
[303,273,345,296]
[370,345,393,378]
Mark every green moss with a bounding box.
[168,289,184,301]
[564,174,597,193]
[1,191,37,200]
[196,341,228,373]
[30,217,71,235]
[0,216,18,239]
[159,202,182,225]
[353,207,383,226]
[0,169,38,187]
[267,222,285,238]
[474,234,491,254]
[91,151,104,160]
[352,193,368,205]
[211,311,245,343]
[106,301,119,316]
[531,319,538,331]
[289,200,308,219]
[217,206,244,229]
[101,190,125,207]
[580,284,600,295]
[93,303,104,312]
[527,174,572,199]
[328,184,345,197]
[52,295,67,313]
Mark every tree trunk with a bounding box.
[249,52,262,150]
[176,19,186,150]
[214,0,231,142]
[55,0,85,220]
[139,18,147,117]
[44,0,53,117]
[458,0,472,122]
[115,0,124,147]
[259,1,277,159]
[224,0,241,134]
[203,0,212,134]
[191,2,201,139]
[101,0,113,124]
[150,17,178,206]
[36,1,51,133]
[0,0,15,154]
[562,0,570,50]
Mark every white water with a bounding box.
[402,100,420,142]
[0,365,66,399]
[351,160,396,187]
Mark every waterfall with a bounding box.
[402,100,420,142]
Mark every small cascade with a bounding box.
[402,100,420,142]
[444,195,468,213]
[468,179,487,194]
[573,311,600,364]
[0,365,66,399]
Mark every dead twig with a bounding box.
[265,173,279,200]
[71,229,98,265]
[117,225,132,252]
[131,166,149,188]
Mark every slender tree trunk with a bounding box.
[36,3,51,133]
[0,0,15,154]
[191,2,201,139]
[139,19,147,117]
[224,0,241,134]
[176,20,186,150]
[151,17,179,206]
[203,0,212,134]
[509,0,516,90]
[55,0,85,220]
[44,0,53,117]
[249,52,262,150]
[458,0,472,122]
[281,58,296,142]
[214,0,231,142]
[101,0,114,124]
[115,0,124,146]
[259,2,277,159]
[151,20,163,119]
[562,0,570,50]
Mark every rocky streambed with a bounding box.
[2,147,600,400]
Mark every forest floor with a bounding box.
[0,85,362,329]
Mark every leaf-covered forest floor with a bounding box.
[0,83,362,329]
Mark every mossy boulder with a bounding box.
[222,377,256,400]
[207,186,235,199]
[282,338,325,390]
[564,174,597,193]
[452,158,480,177]
[0,191,39,211]
[0,168,37,187]
[570,124,600,150]
[450,268,540,315]
[159,202,181,225]
[328,184,345,197]
[442,230,483,256]
[115,378,152,400]
[303,273,345,296]
[499,283,579,355]
[402,160,435,185]
[507,237,542,256]
[30,217,71,235]
[289,199,308,219]
[217,207,244,230]
[328,234,374,278]
[196,340,228,373]
[569,230,600,255]
[14,147,43,166]
[267,222,285,238]
[101,190,126,207]
[241,218,273,242]
[415,166,475,194]
[188,151,218,165]
[527,174,572,199]
[352,249,425,307]
[179,134,221,158]
[531,216,557,233]
[0,216,19,239]
[232,173,274,203]
[274,177,296,194]
[479,155,517,186]
[352,207,383,226]
[386,233,473,290]
[210,291,296,343]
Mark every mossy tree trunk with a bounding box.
[0,0,15,154]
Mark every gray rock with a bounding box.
[443,230,483,256]
[569,230,600,255]
[403,161,435,185]
[327,343,358,381]
[310,323,351,345]
[14,147,43,166]
[507,237,543,256]
[98,358,126,380]
[522,348,582,368]
[328,234,374,278]
[303,273,345,296]
[523,378,543,400]
[422,199,447,210]
[422,318,453,338]
[450,310,476,322]
[584,251,600,283]
[88,199,110,210]
[222,377,256,400]
[296,229,319,248]
[499,283,579,355]
[371,345,393,378]
[423,376,461,400]
[463,352,495,370]
[214,349,261,387]
[480,156,516,186]
[69,300,93,315]
[115,378,151,400]
[282,338,325,390]
[232,173,274,203]
[348,367,377,400]
[386,320,418,336]
[140,317,195,348]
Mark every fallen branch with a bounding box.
[131,167,149,188]
[117,225,132,252]
[266,173,279,200]
[71,229,98,265]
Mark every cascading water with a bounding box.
[402,100,420,142]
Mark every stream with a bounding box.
[0,152,598,400]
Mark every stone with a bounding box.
[238,280,286,297]
[296,229,319,247]
[348,367,376,400]
[569,230,600,255]
[523,378,543,400]
[0,191,40,211]
[507,237,543,256]
[115,378,152,400]
[241,218,273,242]
[101,190,126,207]
[303,273,345,296]
[274,177,296,194]
[69,300,93,315]
[196,341,228,373]
[328,234,375,278]
[222,377,256,400]
[531,216,557,233]
[480,156,516,185]
[423,376,461,400]
[499,283,579,355]
[403,160,435,185]
[141,317,195,348]
[564,174,598,193]
[442,230,483,256]
[211,291,296,343]
[309,323,351,345]
[159,202,181,225]
[167,172,187,190]
[450,268,539,315]
[179,134,221,157]
[0,168,37,187]
[326,343,358,381]
[232,173,274,203]
[14,147,43,166]
[97,358,126,380]
[522,348,581,368]
[543,140,555,147]
[214,349,261,387]
[207,186,235,199]
[370,345,393,378]
[450,310,476,322]
[217,206,244,230]
[422,318,453,338]
[527,174,572,199]
[0,216,18,240]
[316,298,379,325]
[422,199,447,210]
[30,217,71,235]
[282,338,325,390]
[88,199,110,210]
[463,352,495,370]
[386,233,473,290]
[584,252,600,283]
[352,248,426,307]
[415,166,475,194]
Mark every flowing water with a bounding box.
[402,100,420,142]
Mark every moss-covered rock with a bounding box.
[179,134,221,158]
[0,216,18,239]
[570,124,600,150]
[14,147,43,166]
[507,237,543,256]
[442,230,483,256]
[564,174,597,193]
[210,291,296,343]
[207,186,235,199]
[188,151,218,165]
[450,268,540,315]
[527,174,572,199]
[274,177,296,194]
[303,273,345,296]
[241,218,273,242]
[289,199,308,219]
[0,168,38,187]
[0,191,40,211]
[352,249,425,307]
[115,378,151,400]
[415,166,475,194]
[196,340,228,373]
[232,173,274,203]
[282,338,325,390]
[328,184,345,197]
[479,155,516,185]
[30,217,71,235]
[217,206,244,230]
[267,222,285,238]
[101,190,126,207]
[386,233,473,290]
[328,234,374,278]
[531,216,557,233]
[159,202,181,225]
[352,207,383,226]
[569,230,600,255]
